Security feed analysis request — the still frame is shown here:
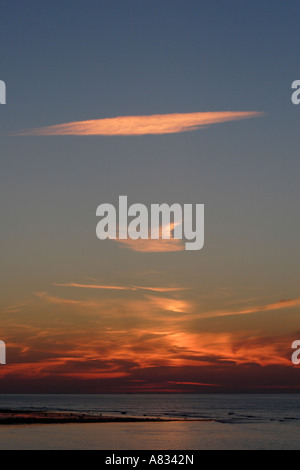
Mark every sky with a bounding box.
[0,0,300,393]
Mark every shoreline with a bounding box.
[0,409,213,425]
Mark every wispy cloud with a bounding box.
[52,283,135,291]
[137,286,188,292]
[12,111,263,136]
[168,381,221,387]
[148,295,192,313]
[197,297,300,320]
[116,237,185,252]
[52,282,187,292]
[114,220,186,252]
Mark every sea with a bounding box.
[0,394,300,450]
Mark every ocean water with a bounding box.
[0,393,300,423]
[0,394,300,449]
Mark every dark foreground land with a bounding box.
[0,409,213,425]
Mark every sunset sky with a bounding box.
[0,0,299,393]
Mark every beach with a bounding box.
[1,420,300,450]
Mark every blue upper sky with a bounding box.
[1,0,299,125]
[1,0,299,288]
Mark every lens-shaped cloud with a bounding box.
[13,111,263,136]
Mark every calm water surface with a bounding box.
[0,394,299,449]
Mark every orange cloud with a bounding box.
[148,296,192,313]
[116,238,184,252]
[156,330,292,367]
[114,220,186,252]
[34,291,83,305]
[168,381,221,387]
[136,286,188,292]
[197,297,300,320]
[13,111,263,136]
[51,282,187,292]
[52,283,135,291]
